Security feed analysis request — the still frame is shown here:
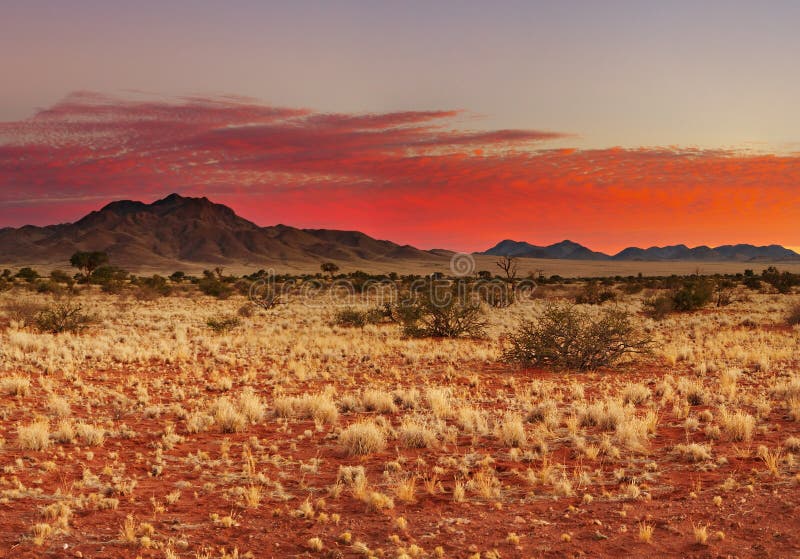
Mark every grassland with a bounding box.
[1,278,799,558]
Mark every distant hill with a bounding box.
[481,240,610,260]
[483,239,800,262]
[2,194,797,271]
[0,193,442,270]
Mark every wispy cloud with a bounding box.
[1,92,799,251]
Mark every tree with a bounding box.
[495,255,518,283]
[70,251,109,282]
[495,255,518,304]
[321,262,340,279]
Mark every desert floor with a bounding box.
[1,287,799,558]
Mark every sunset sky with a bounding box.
[2,0,799,253]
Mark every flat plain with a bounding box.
[1,279,799,558]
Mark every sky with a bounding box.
[1,0,799,253]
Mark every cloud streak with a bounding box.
[1,92,799,252]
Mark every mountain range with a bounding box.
[0,194,443,270]
[482,239,800,262]
[0,194,797,271]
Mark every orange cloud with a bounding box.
[1,92,799,253]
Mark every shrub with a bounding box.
[3,301,43,325]
[198,276,233,299]
[671,277,714,311]
[762,266,797,294]
[334,307,369,328]
[15,267,40,283]
[91,265,129,293]
[18,420,51,450]
[333,307,386,328]
[206,314,242,334]
[622,282,644,295]
[503,303,651,371]
[742,276,761,290]
[34,301,93,334]
[49,270,74,286]
[136,275,172,298]
[644,277,714,318]
[398,282,486,338]
[643,294,674,320]
[575,281,616,305]
[339,421,387,456]
[788,302,800,326]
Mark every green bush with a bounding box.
[198,277,233,299]
[503,303,651,370]
[135,275,172,299]
[742,276,761,290]
[49,270,74,285]
[15,267,40,283]
[671,277,714,311]
[91,266,129,293]
[762,266,797,294]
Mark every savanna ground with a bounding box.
[1,279,800,559]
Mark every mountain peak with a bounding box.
[0,193,442,269]
[152,193,211,206]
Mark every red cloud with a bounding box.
[1,92,799,253]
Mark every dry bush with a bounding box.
[0,375,31,396]
[361,389,397,413]
[397,417,437,448]
[2,300,42,325]
[621,383,651,405]
[206,314,242,334]
[211,397,247,433]
[34,301,93,334]
[237,388,265,423]
[788,302,800,326]
[718,407,755,441]
[504,304,651,370]
[18,420,51,450]
[339,421,386,456]
[76,422,105,446]
[398,282,486,338]
[674,443,713,462]
[496,414,527,448]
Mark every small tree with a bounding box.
[495,255,518,305]
[70,251,109,282]
[321,262,340,279]
[504,303,651,370]
[496,255,518,283]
